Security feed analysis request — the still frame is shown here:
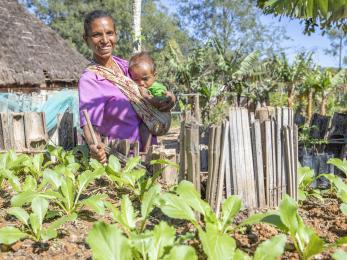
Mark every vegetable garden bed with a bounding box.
[0,147,346,259]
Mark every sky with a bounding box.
[160,0,340,68]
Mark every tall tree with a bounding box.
[22,0,191,59]
[132,0,142,53]
[175,0,287,55]
[324,28,347,69]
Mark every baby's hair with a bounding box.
[129,52,156,73]
[84,10,116,36]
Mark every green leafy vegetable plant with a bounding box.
[158,181,279,259]
[0,197,76,244]
[11,166,106,215]
[298,167,322,201]
[277,195,324,259]
[86,221,198,260]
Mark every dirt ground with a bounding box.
[0,129,346,259]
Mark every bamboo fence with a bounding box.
[179,106,298,213]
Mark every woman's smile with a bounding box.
[85,17,116,67]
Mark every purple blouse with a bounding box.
[78,56,142,144]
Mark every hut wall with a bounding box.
[0,84,77,113]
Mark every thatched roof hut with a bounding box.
[0,0,88,89]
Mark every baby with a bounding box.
[128,52,169,152]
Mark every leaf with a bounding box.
[120,195,137,230]
[254,234,287,260]
[333,249,347,260]
[47,213,77,231]
[77,170,100,198]
[0,226,28,245]
[29,213,41,239]
[11,191,55,207]
[163,245,198,260]
[123,156,141,173]
[59,177,75,214]
[43,213,77,240]
[150,159,179,169]
[149,221,176,260]
[234,249,251,260]
[279,195,299,235]
[176,181,215,222]
[31,197,49,226]
[89,158,104,170]
[81,194,108,215]
[8,207,30,226]
[238,212,279,229]
[340,203,347,216]
[141,184,160,219]
[41,229,57,241]
[86,221,132,260]
[335,236,347,246]
[43,169,62,189]
[328,158,347,177]
[260,213,288,232]
[22,175,37,192]
[107,155,121,174]
[158,193,196,222]
[303,231,324,259]
[7,175,22,193]
[199,223,236,260]
[32,153,44,174]
[221,196,242,232]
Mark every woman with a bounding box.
[79,10,175,164]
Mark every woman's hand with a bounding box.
[89,143,107,164]
[158,91,176,112]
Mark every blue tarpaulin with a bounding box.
[0,89,79,132]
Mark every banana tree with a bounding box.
[257,0,347,33]
[274,52,313,108]
[316,68,346,115]
[297,68,320,121]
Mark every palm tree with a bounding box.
[132,0,142,53]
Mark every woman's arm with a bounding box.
[83,125,107,164]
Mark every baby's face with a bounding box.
[129,63,156,88]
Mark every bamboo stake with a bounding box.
[215,121,229,215]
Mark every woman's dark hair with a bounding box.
[129,52,156,73]
[84,10,115,36]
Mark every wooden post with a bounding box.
[229,108,238,195]
[241,108,257,209]
[179,120,187,181]
[251,120,266,208]
[263,120,274,207]
[57,112,74,150]
[0,113,11,151]
[186,121,200,193]
[11,113,26,152]
[133,141,140,156]
[209,124,221,207]
[206,125,216,201]
[24,112,48,151]
[215,121,229,215]
[151,146,178,186]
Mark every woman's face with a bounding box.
[85,17,116,65]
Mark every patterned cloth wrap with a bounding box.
[86,63,171,136]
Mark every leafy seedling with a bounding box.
[0,197,76,244]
